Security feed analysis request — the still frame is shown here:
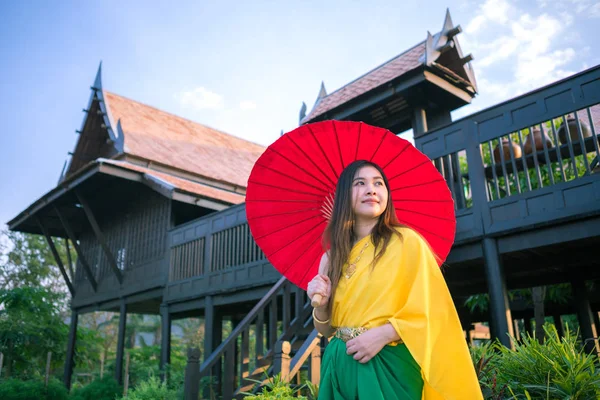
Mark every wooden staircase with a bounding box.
[198,277,322,399]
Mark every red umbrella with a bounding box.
[246,120,455,291]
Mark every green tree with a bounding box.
[0,287,68,378]
[0,230,75,295]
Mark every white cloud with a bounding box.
[178,87,224,110]
[515,48,576,87]
[465,0,512,33]
[535,0,600,17]
[477,36,520,67]
[239,101,257,110]
[462,0,586,104]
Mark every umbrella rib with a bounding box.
[381,142,412,170]
[387,159,431,182]
[394,198,453,203]
[368,130,387,162]
[247,208,323,221]
[355,123,362,161]
[247,199,324,204]
[295,236,327,288]
[306,124,339,180]
[391,178,445,191]
[247,180,325,198]
[332,121,345,169]
[267,145,331,191]
[255,162,329,194]
[279,228,324,277]
[404,222,454,243]
[255,214,323,241]
[265,219,325,258]
[394,207,456,222]
[286,134,336,187]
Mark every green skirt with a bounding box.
[319,337,423,400]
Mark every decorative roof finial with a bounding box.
[92,61,103,91]
[299,102,307,124]
[443,8,454,33]
[319,81,327,99]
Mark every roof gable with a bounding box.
[301,9,476,124]
[102,91,265,189]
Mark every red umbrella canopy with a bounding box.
[246,120,455,290]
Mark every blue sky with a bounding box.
[1,0,599,228]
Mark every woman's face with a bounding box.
[351,165,389,221]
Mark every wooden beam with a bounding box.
[54,206,97,291]
[35,216,75,296]
[75,190,123,283]
[64,238,75,281]
[424,70,473,103]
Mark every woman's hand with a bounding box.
[345,324,399,363]
[307,274,331,308]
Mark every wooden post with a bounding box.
[64,311,78,390]
[482,238,514,348]
[309,343,321,386]
[45,352,52,387]
[554,314,565,338]
[272,341,291,382]
[115,301,127,385]
[523,317,532,337]
[160,303,171,382]
[412,107,428,137]
[0,352,3,378]
[203,296,215,361]
[513,319,521,342]
[100,352,105,379]
[184,348,201,400]
[572,279,599,354]
[123,352,130,397]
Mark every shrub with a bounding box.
[471,324,600,399]
[69,376,121,400]
[243,374,307,400]
[0,378,69,400]
[118,376,178,400]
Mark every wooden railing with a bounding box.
[417,65,600,236]
[168,204,266,283]
[197,277,315,399]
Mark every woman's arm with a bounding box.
[307,253,336,337]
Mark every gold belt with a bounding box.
[334,326,404,345]
[334,327,368,342]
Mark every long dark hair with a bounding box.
[322,160,402,313]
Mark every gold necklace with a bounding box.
[344,241,369,279]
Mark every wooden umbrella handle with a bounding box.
[311,294,323,308]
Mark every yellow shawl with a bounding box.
[331,227,482,399]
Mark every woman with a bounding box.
[307,160,482,400]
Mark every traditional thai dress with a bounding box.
[319,227,483,400]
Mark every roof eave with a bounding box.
[8,160,237,233]
[302,66,427,123]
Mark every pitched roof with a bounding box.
[302,43,425,123]
[103,91,265,189]
[99,159,245,204]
